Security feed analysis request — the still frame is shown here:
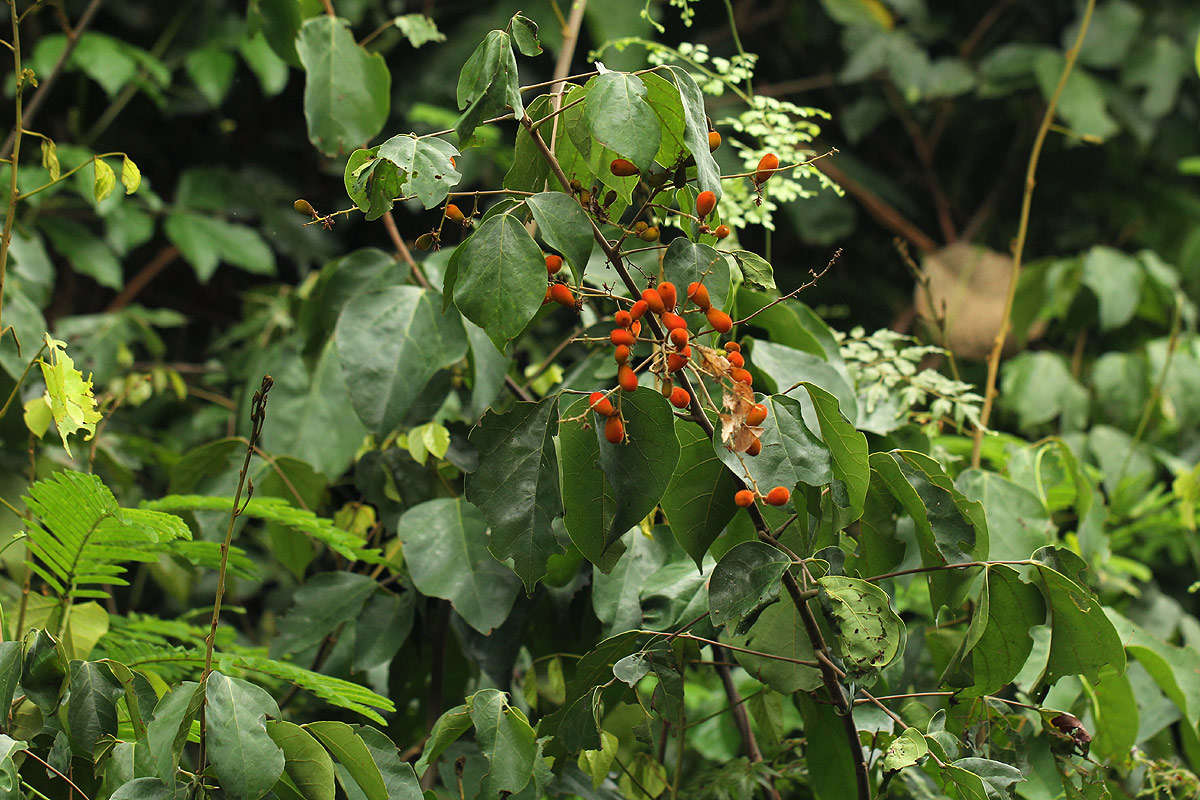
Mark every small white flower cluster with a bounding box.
[716,97,838,230]
[640,0,701,31]
[644,42,757,96]
[837,327,984,432]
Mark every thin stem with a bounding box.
[721,0,754,97]
[0,0,25,333]
[23,750,92,800]
[971,0,1096,467]
[863,560,1032,583]
[197,375,273,775]
[636,630,818,667]
[1115,297,1182,486]
[0,339,47,419]
[15,151,126,201]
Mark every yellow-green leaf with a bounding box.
[121,156,141,195]
[40,139,59,181]
[38,339,102,457]
[93,158,116,202]
[23,395,52,438]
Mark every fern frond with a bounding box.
[140,495,383,563]
[24,470,190,601]
[164,540,260,580]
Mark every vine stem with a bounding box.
[521,117,868,800]
[971,0,1097,467]
[0,0,26,334]
[196,375,273,779]
[1114,296,1182,486]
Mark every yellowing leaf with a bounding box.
[93,158,116,202]
[38,339,102,457]
[40,139,59,181]
[23,395,52,438]
[121,156,141,195]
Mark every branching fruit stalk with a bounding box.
[196,374,273,775]
[521,116,870,800]
[971,0,1096,467]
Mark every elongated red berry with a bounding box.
[550,283,575,308]
[667,352,688,373]
[613,345,630,364]
[734,489,754,507]
[687,282,711,310]
[589,392,616,417]
[629,300,649,320]
[765,486,790,506]
[669,387,691,409]
[727,351,745,368]
[754,153,779,185]
[605,416,625,444]
[731,368,753,386]
[658,282,677,312]
[746,403,768,426]
[696,190,716,219]
[614,310,632,328]
[631,320,642,337]
[639,226,660,242]
[724,341,741,353]
[641,288,665,315]
[709,131,722,152]
[545,254,563,275]
[618,365,639,392]
[661,312,687,331]
[611,328,636,347]
[746,437,762,456]
[714,225,730,239]
[610,158,639,177]
[706,307,733,333]
[445,203,466,223]
[669,328,689,349]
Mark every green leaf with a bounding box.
[395,498,520,634]
[249,0,323,65]
[1084,666,1138,763]
[956,470,1053,561]
[708,541,790,632]
[509,13,541,56]
[239,32,289,96]
[585,72,661,173]
[661,238,731,312]
[304,721,386,800]
[951,758,1022,797]
[466,399,564,590]
[165,212,276,281]
[344,149,403,222]
[93,158,116,202]
[1106,608,1200,737]
[271,572,378,659]
[376,134,461,210]
[576,731,618,790]
[617,753,667,800]
[725,596,821,694]
[455,30,521,143]
[334,286,468,437]
[185,45,237,106]
[961,566,1045,697]
[40,218,123,289]
[40,138,60,180]
[751,341,858,424]
[1081,246,1144,330]
[732,250,776,291]
[713,393,831,497]
[525,192,594,283]
[796,693,859,800]
[204,671,285,800]
[1034,563,1125,684]
[393,14,445,48]
[800,382,869,521]
[818,575,903,676]
[414,706,471,775]
[448,214,546,352]
[0,643,20,731]
[266,721,336,800]
[660,66,723,197]
[67,660,122,756]
[109,779,173,800]
[139,682,202,786]
[353,725,423,800]
[660,416,739,566]
[883,728,928,772]
[999,351,1088,433]
[1033,53,1118,141]
[297,16,391,156]
[467,689,537,796]
[120,156,141,195]
[736,289,843,363]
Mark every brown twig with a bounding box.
[106,246,179,312]
[735,249,841,327]
[813,158,938,254]
[23,750,92,800]
[971,0,1096,467]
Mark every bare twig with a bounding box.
[813,158,939,254]
[735,249,841,327]
[106,246,179,312]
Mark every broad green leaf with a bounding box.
[249,0,324,65]
[334,286,468,437]
[466,399,563,590]
[576,731,618,789]
[204,671,285,800]
[713,393,831,496]
[725,594,821,693]
[414,705,471,775]
[138,682,202,785]
[525,191,593,283]
[961,566,1045,697]
[751,341,858,424]
[297,17,391,156]
[40,218,123,289]
[950,758,1022,797]
[660,416,738,566]
[585,72,660,173]
[266,721,335,800]
[736,289,843,363]
[376,134,461,210]
[464,320,510,418]
[455,30,521,143]
[708,541,790,632]
[405,421,450,465]
[509,13,541,56]
[448,214,545,352]
[796,694,859,800]
[883,728,928,771]
[617,753,667,800]
[0,644,19,731]
[1033,53,1118,141]
[661,238,731,312]
[67,660,122,756]
[93,158,116,202]
[818,0,893,28]
[939,764,991,800]
[109,779,172,800]
[395,498,520,634]
[732,250,776,291]
[1081,246,1144,330]
[999,351,1088,433]
[468,689,537,796]
[165,212,276,281]
[957,470,1053,561]
[660,66,722,197]
[353,725,422,800]
[800,382,869,520]
[642,72,688,169]
[393,14,445,48]
[344,149,403,221]
[592,530,675,635]
[1034,563,1125,684]
[271,572,378,658]
[1105,609,1200,736]
[819,575,903,675]
[1084,666,1138,763]
[869,450,989,612]
[240,32,289,96]
[185,45,236,106]
[304,721,386,800]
